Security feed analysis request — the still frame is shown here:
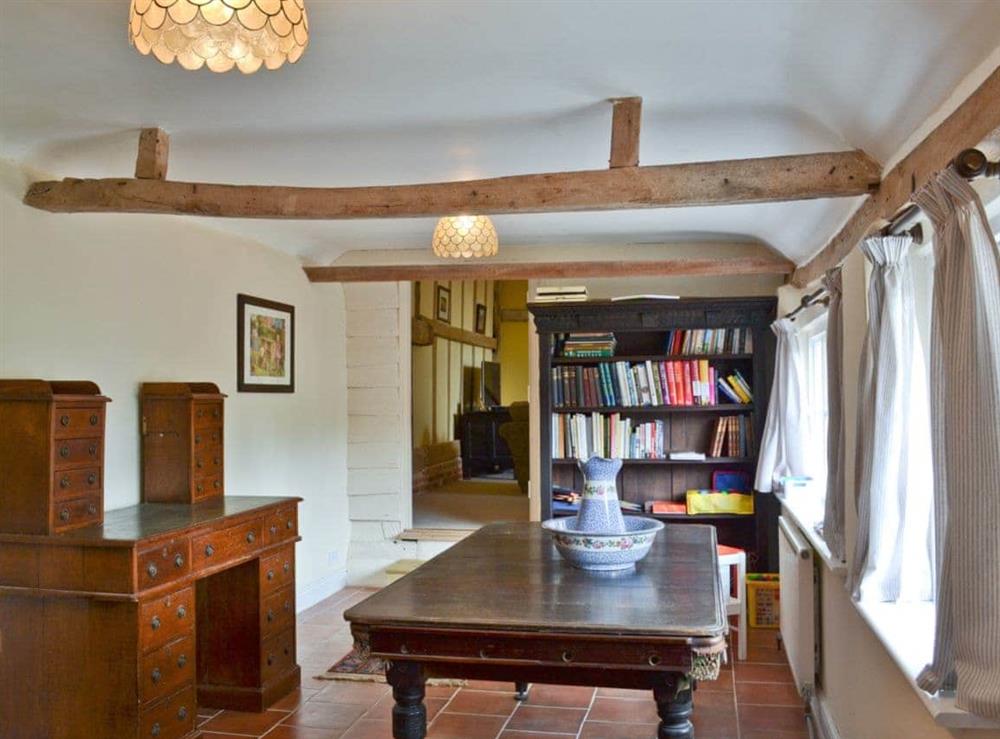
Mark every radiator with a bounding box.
[778,515,817,699]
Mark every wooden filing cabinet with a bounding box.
[0,379,110,534]
[141,382,226,504]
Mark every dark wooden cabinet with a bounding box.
[0,380,110,535]
[141,382,226,504]
[530,297,779,570]
[459,407,513,477]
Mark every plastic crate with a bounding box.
[746,573,780,628]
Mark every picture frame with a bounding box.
[237,293,295,393]
[475,303,487,334]
[436,284,451,322]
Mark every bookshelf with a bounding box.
[530,297,779,570]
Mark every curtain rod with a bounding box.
[784,287,829,321]
[881,148,1000,239]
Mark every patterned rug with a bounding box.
[319,646,466,686]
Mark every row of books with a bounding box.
[550,361,753,408]
[664,327,754,355]
[709,415,755,458]
[559,332,616,357]
[552,413,677,460]
[551,496,753,517]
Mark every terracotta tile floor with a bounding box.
[198,587,807,739]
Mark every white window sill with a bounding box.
[853,601,1000,730]
[776,491,846,574]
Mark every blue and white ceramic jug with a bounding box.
[575,456,626,533]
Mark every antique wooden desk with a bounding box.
[346,522,726,739]
[0,495,301,739]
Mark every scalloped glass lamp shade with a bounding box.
[128,0,309,74]
[431,215,499,259]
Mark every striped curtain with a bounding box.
[754,318,807,493]
[914,170,1000,718]
[848,236,934,603]
[821,267,846,562]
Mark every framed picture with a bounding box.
[237,294,295,393]
[435,285,451,322]
[475,303,487,333]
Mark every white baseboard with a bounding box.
[296,569,348,613]
[811,695,842,739]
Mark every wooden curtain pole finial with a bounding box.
[609,97,642,168]
[135,128,169,180]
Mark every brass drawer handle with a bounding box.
[267,654,274,666]
[174,554,184,568]
[561,651,573,663]
[196,483,203,493]
[213,408,220,418]
[214,456,221,465]
[59,445,70,458]
[151,616,161,630]
[214,480,221,489]
[177,654,187,669]
[267,609,274,623]
[286,519,293,530]
[147,563,158,579]
[194,434,201,444]
[87,503,97,515]
[60,476,70,489]
[283,563,290,573]
[59,508,70,522]
[267,570,275,581]
[177,605,187,619]
[87,473,97,485]
[88,444,97,456]
[90,414,99,426]
[196,460,203,469]
[205,544,214,557]
[151,667,161,684]
[177,706,188,722]
[151,722,160,736]
[648,655,661,666]
[270,525,278,536]
[284,600,291,612]
[59,415,70,426]
[283,645,290,656]
[246,532,256,544]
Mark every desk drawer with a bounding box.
[263,506,298,546]
[138,539,192,591]
[261,585,295,639]
[193,427,222,449]
[140,586,195,654]
[193,519,263,570]
[52,404,104,439]
[140,685,195,739]
[52,437,102,469]
[140,635,195,704]
[53,466,101,500]
[51,494,101,532]
[261,628,296,684]
[192,474,223,500]
[193,401,223,429]
[193,446,223,476]
[260,546,295,597]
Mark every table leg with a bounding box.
[387,661,426,739]
[653,673,694,739]
[514,682,529,701]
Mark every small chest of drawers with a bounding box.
[0,379,110,534]
[141,382,226,504]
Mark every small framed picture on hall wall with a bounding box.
[475,303,487,333]
[237,294,295,393]
[436,284,451,322]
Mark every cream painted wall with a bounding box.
[497,280,529,407]
[780,250,999,739]
[0,160,350,610]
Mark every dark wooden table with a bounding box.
[345,522,726,739]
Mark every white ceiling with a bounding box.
[2,0,999,264]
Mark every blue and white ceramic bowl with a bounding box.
[541,516,664,571]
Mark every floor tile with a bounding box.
[691,708,739,738]
[736,662,795,684]
[505,704,587,734]
[520,683,595,708]
[365,693,447,722]
[339,718,394,739]
[271,687,321,711]
[579,721,659,739]
[586,696,660,724]
[312,680,391,705]
[596,687,649,699]
[283,702,368,731]
[427,712,508,738]
[444,688,518,716]
[464,679,519,692]
[739,703,809,733]
[501,731,575,738]
[425,685,459,699]
[265,725,347,739]
[736,680,802,706]
[199,708,288,735]
[742,731,809,739]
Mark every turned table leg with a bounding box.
[653,673,694,739]
[514,682,530,701]
[387,661,426,739]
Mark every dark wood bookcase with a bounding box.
[530,297,779,570]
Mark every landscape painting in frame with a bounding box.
[238,294,295,393]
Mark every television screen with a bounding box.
[482,361,501,408]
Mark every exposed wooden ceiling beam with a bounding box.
[304,254,795,282]
[23,149,879,219]
[135,128,169,180]
[609,97,642,168]
[792,64,1000,287]
[412,315,498,350]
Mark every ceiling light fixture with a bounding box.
[431,215,499,259]
[128,0,309,74]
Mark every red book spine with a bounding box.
[682,361,693,406]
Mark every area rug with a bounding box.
[317,646,466,686]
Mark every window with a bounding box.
[798,313,828,489]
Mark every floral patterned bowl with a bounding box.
[541,516,664,571]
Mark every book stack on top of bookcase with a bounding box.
[530,297,779,570]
